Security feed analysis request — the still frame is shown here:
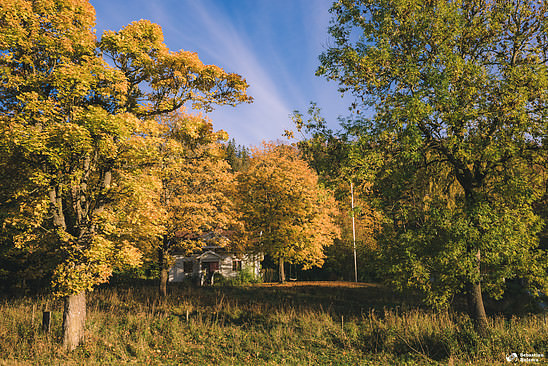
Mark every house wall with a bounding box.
[168,255,191,282]
[168,252,263,283]
[219,256,236,278]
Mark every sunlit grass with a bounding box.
[0,282,546,365]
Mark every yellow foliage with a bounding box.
[237,142,340,268]
[0,0,251,298]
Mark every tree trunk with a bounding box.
[467,280,488,334]
[159,246,168,297]
[278,257,285,283]
[467,249,488,335]
[62,292,86,351]
[160,267,168,297]
[48,186,67,230]
[462,190,489,334]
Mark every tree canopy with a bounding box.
[237,143,340,282]
[318,0,548,330]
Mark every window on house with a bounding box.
[232,260,242,271]
[183,261,193,274]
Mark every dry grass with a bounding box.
[0,281,546,365]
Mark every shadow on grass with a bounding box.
[91,280,426,321]
[213,282,425,317]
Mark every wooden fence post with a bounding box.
[42,311,51,333]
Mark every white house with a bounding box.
[168,233,263,285]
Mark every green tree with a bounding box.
[237,143,340,282]
[222,138,251,172]
[288,104,382,282]
[0,0,250,350]
[319,0,548,331]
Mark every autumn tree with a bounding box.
[99,19,251,118]
[237,143,340,282]
[318,0,548,331]
[154,110,241,296]
[0,0,250,350]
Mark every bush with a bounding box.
[216,267,263,287]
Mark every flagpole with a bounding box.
[351,181,357,282]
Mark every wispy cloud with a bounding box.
[162,0,295,144]
[91,0,352,145]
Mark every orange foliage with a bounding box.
[237,142,340,269]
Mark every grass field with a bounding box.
[0,281,546,365]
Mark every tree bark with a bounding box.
[467,249,488,335]
[278,257,285,283]
[159,246,168,297]
[160,266,168,297]
[460,189,489,334]
[48,186,67,230]
[62,292,86,351]
[467,280,489,334]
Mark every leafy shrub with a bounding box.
[216,267,263,287]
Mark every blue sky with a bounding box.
[90,0,353,146]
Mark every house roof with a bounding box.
[196,250,223,260]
